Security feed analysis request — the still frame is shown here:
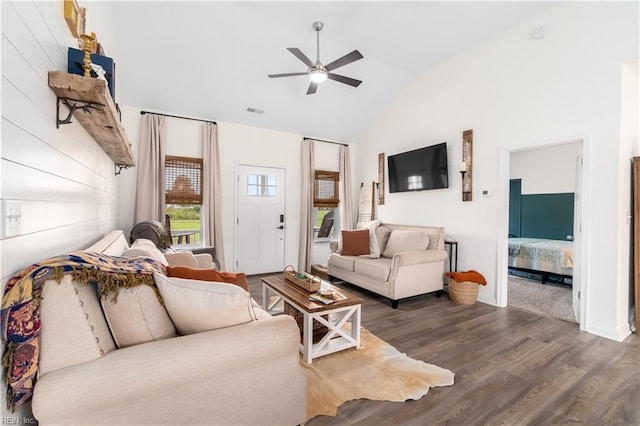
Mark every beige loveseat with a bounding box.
[328,223,448,308]
[31,231,306,425]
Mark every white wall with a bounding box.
[354,2,639,341]
[510,142,582,194]
[1,0,120,419]
[118,106,345,272]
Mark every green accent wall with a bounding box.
[509,179,522,237]
[520,193,575,240]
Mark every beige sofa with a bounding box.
[328,223,448,308]
[31,230,306,425]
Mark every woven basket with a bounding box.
[284,302,328,343]
[283,265,321,292]
[448,278,479,305]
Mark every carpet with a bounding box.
[301,327,455,421]
[508,275,577,323]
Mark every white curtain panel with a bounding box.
[298,139,315,273]
[339,145,354,231]
[202,122,226,270]
[134,114,166,224]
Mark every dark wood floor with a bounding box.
[248,274,640,426]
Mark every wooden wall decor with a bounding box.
[461,129,473,201]
[633,157,640,334]
[377,152,385,205]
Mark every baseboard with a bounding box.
[586,323,632,342]
[476,295,497,306]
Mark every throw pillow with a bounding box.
[375,226,393,255]
[340,229,370,256]
[382,230,430,258]
[100,284,177,348]
[123,240,168,266]
[166,266,249,291]
[163,251,200,269]
[356,220,382,258]
[153,273,257,335]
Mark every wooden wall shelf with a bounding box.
[48,71,135,168]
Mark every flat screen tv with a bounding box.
[387,142,449,193]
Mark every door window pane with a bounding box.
[247,174,277,197]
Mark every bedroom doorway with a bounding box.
[498,139,586,327]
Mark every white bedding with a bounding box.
[508,237,573,276]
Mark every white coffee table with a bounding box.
[261,275,363,364]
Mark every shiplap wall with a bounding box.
[1,1,120,282]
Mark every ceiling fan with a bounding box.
[268,21,363,95]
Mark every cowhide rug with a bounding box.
[301,327,455,421]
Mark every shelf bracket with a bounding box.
[114,164,132,176]
[56,97,104,128]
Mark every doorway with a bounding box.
[498,139,587,328]
[235,165,286,274]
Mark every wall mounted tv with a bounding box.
[387,142,449,193]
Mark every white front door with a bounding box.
[236,165,286,274]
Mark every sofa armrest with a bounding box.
[193,253,215,269]
[33,315,306,425]
[392,249,448,267]
[329,240,340,253]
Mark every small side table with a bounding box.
[444,240,458,273]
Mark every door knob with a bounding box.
[277,225,284,229]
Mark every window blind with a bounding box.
[165,155,203,205]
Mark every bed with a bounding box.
[508,237,573,284]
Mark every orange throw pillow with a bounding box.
[165,266,249,291]
[341,229,370,256]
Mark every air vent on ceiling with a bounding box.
[246,107,264,115]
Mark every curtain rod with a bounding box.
[303,137,348,147]
[140,110,216,125]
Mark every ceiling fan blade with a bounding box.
[268,72,308,78]
[307,82,318,95]
[327,73,362,88]
[287,48,314,68]
[324,50,363,71]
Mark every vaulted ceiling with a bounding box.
[111,1,553,142]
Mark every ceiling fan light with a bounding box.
[309,69,328,83]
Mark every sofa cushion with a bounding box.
[375,226,393,255]
[382,230,430,258]
[39,276,116,375]
[100,284,177,349]
[356,220,383,258]
[329,253,357,272]
[163,251,200,269]
[354,257,393,282]
[123,239,168,266]
[166,266,249,291]
[153,273,257,335]
[341,229,370,256]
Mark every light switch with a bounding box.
[2,200,22,238]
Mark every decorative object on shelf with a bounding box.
[284,265,321,292]
[48,71,135,173]
[68,47,115,102]
[461,129,473,201]
[377,152,385,205]
[79,33,94,77]
[64,0,81,38]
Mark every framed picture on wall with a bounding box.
[377,152,385,205]
[64,0,80,38]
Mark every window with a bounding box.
[314,170,339,208]
[313,170,340,240]
[247,174,277,197]
[165,156,203,245]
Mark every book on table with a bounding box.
[309,291,347,305]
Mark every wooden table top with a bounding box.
[261,275,363,313]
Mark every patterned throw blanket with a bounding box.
[1,252,166,411]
